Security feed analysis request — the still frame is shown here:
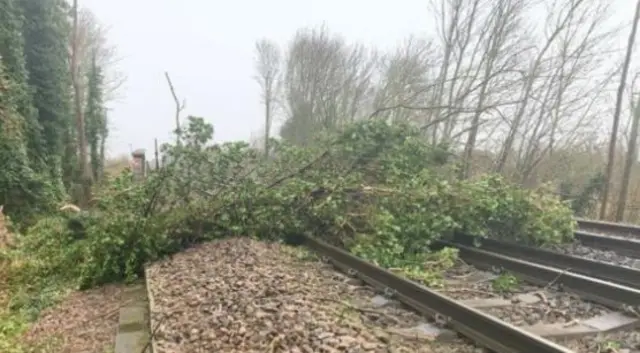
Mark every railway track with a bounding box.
[303,235,572,353]
[303,235,639,353]
[576,218,640,238]
[137,227,640,353]
[575,218,640,258]
[444,233,640,291]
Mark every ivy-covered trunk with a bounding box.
[19,0,72,191]
[85,52,107,183]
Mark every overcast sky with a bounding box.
[82,0,630,158]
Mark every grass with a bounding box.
[0,251,70,353]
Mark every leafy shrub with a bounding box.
[559,172,605,216]
[456,175,575,245]
[17,216,80,279]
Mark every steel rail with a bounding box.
[574,230,640,258]
[576,218,640,236]
[301,235,573,353]
[435,240,640,309]
[448,233,640,289]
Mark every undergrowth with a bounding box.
[0,117,577,350]
[491,272,520,293]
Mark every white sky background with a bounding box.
[81,0,632,158]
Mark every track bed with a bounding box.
[440,264,611,331]
[145,237,478,353]
[549,241,640,269]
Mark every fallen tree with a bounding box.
[14,117,575,289]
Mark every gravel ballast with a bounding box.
[482,293,610,326]
[145,237,479,353]
[440,262,538,300]
[558,329,640,352]
[439,262,611,328]
[549,242,640,269]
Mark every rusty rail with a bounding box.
[302,235,573,353]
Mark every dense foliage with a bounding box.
[20,0,72,187]
[0,1,113,348]
[0,60,61,225]
[7,118,576,294]
[0,0,109,225]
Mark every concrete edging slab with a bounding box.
[114,282,152,353]
[144,265,160,353]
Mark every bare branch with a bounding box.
[164,72,186,142]
[253,38,281,156]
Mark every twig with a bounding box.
[532,291,549,304]
[562,318,581,328]
[266,150,330,189]
[313,297,401,325]
[439,288,497,297]
[543,308,570,321]
[448,271,474,280]
[266,334,281,353]
[544,267,572,289]
[139,315,166,353]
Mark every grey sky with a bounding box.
[83,0,629,158]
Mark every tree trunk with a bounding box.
[461,57,493,180]
[71,0,92,207]
[264,95,271,158]
[600,0,640,220]
[616,96,640,221]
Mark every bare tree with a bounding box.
[67,8,125,104]
[428,0,471,141]
[385,0,529,153]
[253,38,281,157]
[280,25,377,144]
[370,37,449,125]
[601,0,640,220]
[251,1,629,207]
[79,9,126,103]
[460,0,528,179]
[512,0,616,184]
[492,0,616,182]
[617,78,640,221]
[427,0,503,144]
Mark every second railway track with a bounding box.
[445,233,640,291]
[303,235,640,353]
[574,218,640,259]
[576,218,640,239]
